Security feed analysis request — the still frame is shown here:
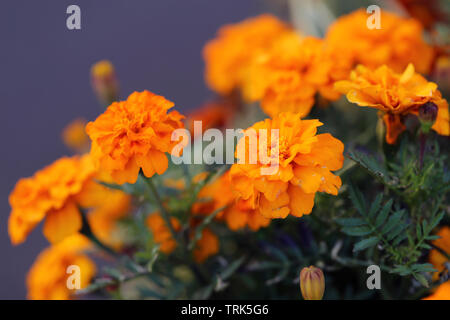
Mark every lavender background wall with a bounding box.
[0,0,274,299]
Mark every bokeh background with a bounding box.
[0,0,282,299]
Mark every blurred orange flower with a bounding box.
[243,33,353,117]
[146,211,219,262]
[325,9,434,74]
[229,112,344,219]
[146,212,181,254]
[80,182,131,249]
[193,172,235,220]
[429,226,450,278]
[224,198,271,231]
[8,155,96,245]
[203,14,290,96]
[194,172,270,231]
[27,234,95,300]
[62,118,90,153]
[193,228,219,263]
[86,91,185,184]
[335,64,450,144]
[243,34,321,117]
[397,0,447,30]
[422,282,450,300]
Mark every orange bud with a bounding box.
[300,266,325,300]
[62,118,90,153]
[90,60,119,107]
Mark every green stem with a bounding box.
[142,174,180,246]
[418,132,426,171]
[79,209,118,257]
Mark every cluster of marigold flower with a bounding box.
[8,8,450,300]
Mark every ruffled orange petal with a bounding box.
[287,185,315,218]
[432,99,450,136]
[294,133,344,170]
[43,202,82,244]
[259,193,290,219]
[111,158,140,184]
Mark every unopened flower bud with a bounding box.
[300,265,325,300]
[418,102,438,133]
[91,60,119,107]
[62,118,89,153]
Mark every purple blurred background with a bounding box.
[0,0,279,299]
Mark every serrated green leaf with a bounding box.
[416,223,422,239]
[413,273,429,288]
[392,265,412,276]
[335,217,366,227]
[387,223,408,241]
[347,150,389,183]
[368,194,383,219]
[430,212,444,230]
[392,233,408,246]
[353,236,379,252]
[342,225,373,236]
[411,263,437,273]
[380,209,402,234]
[348,184,366,216]
[422,220,429,234]
[419,243,432,250]
[374,199,393,229]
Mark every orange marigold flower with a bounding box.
[26,234,96,300]
[224,198,271,231]
[429,226,450,279]
[8,155,96,245]
[79,181,131,249]
[193,228,219,263]
[229,112,344,219]
[203,14,291,96]
[325,9,434,74]
[62,118,90,153]
[194,172,271,231]
[242,33,353,117]
[86,90,185,184]
[335,64,450,144]
[422,282,450,300]
[243,34,321,117]
[146,212,181,254]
